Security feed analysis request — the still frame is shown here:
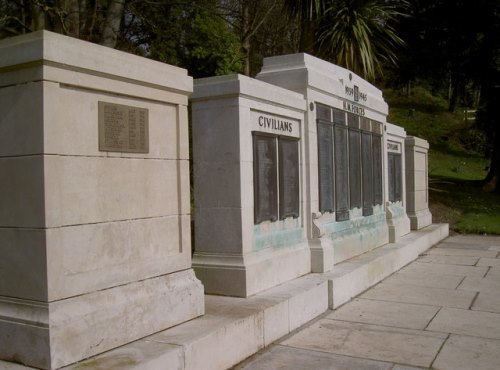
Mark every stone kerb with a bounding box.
[257,53,390,271]
[0,31,204,369]
[385,123,411,242]
[191,74,310,297]
[405,136,433,230]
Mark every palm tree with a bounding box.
[285,0,408,80]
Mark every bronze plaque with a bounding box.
[334,124,349,221]
[98,102,149,153]
[317,121,334,213]
[279,138,300,219]
[253,134,278,224]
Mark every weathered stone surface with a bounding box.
[427,247,497,258]
[433,335,500,370]
[418,254,479,266]
[457,275,500,294]
[281,320,446,368]
[64,339,183,370]
[427,307,500,339]
[401,261,488,278]
[327,298,439,330]
[477,257,500,267]
[384,271,463,290]
[0,30,203,369]
[472,292,500,313]
[360,282,475,308]
[237,345,393,370]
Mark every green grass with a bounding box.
[385,86,500,235]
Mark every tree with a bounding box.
[284,0,409,81]
[216,0,278,75]
[0,0,124,47]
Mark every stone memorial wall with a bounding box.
[191,74,309,297]
[0,31,204,369]
[406,136,433,229]
[385,123,411,241]
[257,54,390,270]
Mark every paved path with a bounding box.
[234,235,500,370]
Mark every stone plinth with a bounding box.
[0,31,204,369]
[191,74,310,297]
[385,123,411,242]
[257,53,389,270]
[405,136,433,229]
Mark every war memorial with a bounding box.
[0,31,447,369]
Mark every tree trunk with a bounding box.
[31,1,45,31]
[299,19,315,54]
[100,0,125,48]
[241,2,251,76]
[66,0,81,37]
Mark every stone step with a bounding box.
[0,224,448,370]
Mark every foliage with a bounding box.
[284,0,409,80]
[182,9,244,77]
[318,0,408,80]
[385,85,500,234]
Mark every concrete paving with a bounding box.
[235,235,500,370]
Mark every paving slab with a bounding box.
[236,345,393,370]
[400,261,488,278]
[433,335,500,370]
[488,246,500,252]
[477,257,500,267]
[443,235,500,247]
[0,362,32,370]
[417,254,479,266]
[457,275,500,293]
[360,282,476,309]
[472,292,500,314]
[326,298,439,330]
[281,319,446,368]
[486,267,500,277]
[427,307,500,340]
[383,271,464,290]
[426,247,497,258]
[392,366,427,370]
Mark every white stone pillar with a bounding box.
[0,31,204,369]
[405,136,433,229]
[191,74,310,297]
[385,123,411,241]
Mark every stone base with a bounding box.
[386,203,411,243]
[0,224,449,370]
[193,243,311,297]
[0,270,204,370]
[408,209,433,230]
[332,220,389,265]
[310,238,335,273]
[326,223,449,308]
[388,215,411,242]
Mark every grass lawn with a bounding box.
[385,87,500,235]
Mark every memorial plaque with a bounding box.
[349,128,362,209]
[372,121,383,134]
[373,134,383,205]
[279,138,300,219]
[361,131,373,216]
[332,108,346,125]
[253,135,278,224]
[334,124,349,221]
[360,117,371,131]
[98,102,149,153]
[317,121,334,212]
[347,113,359,128]
[388,152,402,202]
[316,103,331,121]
